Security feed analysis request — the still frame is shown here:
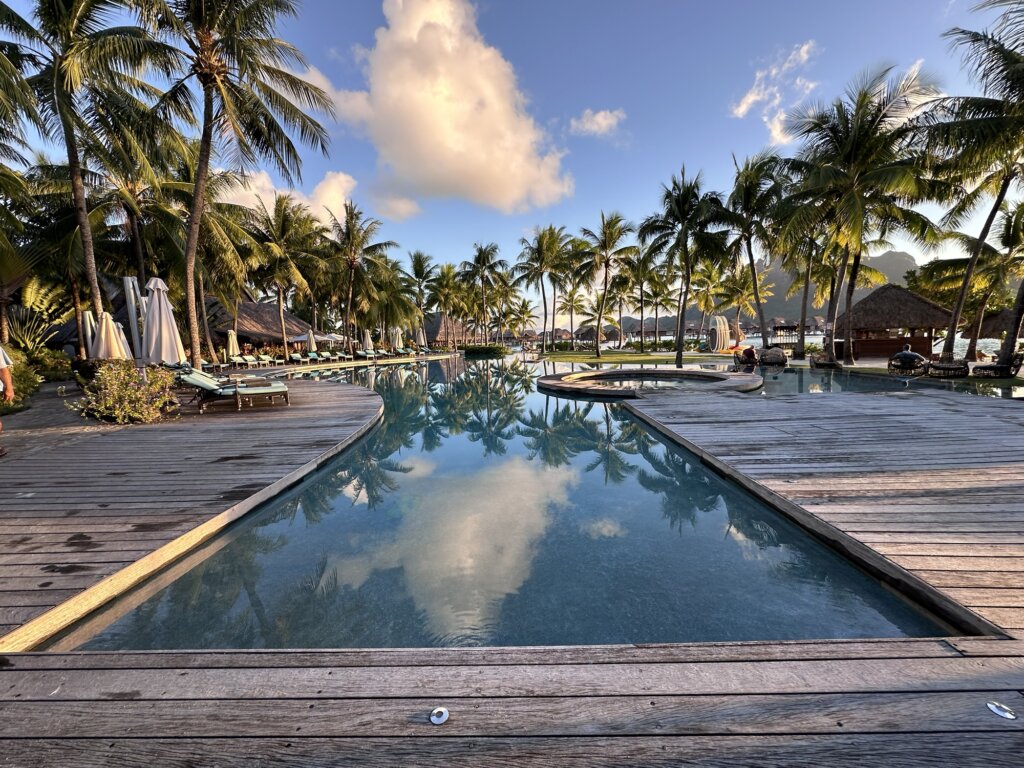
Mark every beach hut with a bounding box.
[964,308,1023,341]
[833,284,952,359]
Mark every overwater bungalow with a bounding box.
[833,283,952,359]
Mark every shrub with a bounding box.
[29,348,73,381]
[0,346,42,416]
[803,343,823,355]
[69,361,178,424]
[462,343,510,358]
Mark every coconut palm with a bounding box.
[639,169,727,366]
[725,151,787,348]
[556,285,587,351]
[247,194,326,350]
[995,201,1024,365]
[326,201,396,356]
[157,0,333,365]
[622,243,661,352]
[459,242,506,344]
[2,0,182,320]
[426,263,462,350]
[403,250,436,313]
[578,212,637,359]
[577,292,617,349]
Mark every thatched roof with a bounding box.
[208,299,308,343]
[552,328,572,340]
[963,308,1023,340]
[834,284,952,331]
[423,312,466,344]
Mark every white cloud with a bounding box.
[308,0,573,216]
[731,40,819,145]
[569,108,626,137]
[219,169,358,221]
[374,192,421,221]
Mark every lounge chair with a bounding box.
[319,351,335,362]
[242,354,270,368]
[176,370,290,413]
[888,354,928,377]
[201,359,229,373]
[289,353,305,364]
[229,355,259,369]
[971,352,1024,379]
[758,347,788,366]
[355,349,377,361]
[926,358,970,379]
[258,354,284,367]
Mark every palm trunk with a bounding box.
[596,263,610,360]
[183,86,216,367]
[746,239,769,348]
[70,274,85,360]
[233,300,239,334]
[842,250,862,366]
[277,286,288,351]
[638,287,645,353]
[965,291,991,363]
[128,211,146,285]
[539,279,548,354]
[198,272,219,364]
[0,298,8,345]
[673,249,691,367]
[345,276,355,356]
[549,276,558,352]
[826,245,852,364]
[942,174,1014,360]
[56,84,103,319]
[997,276,1024,366]
[654,304,660,352]
[617,301,624,349]
[795,250,812,360]
[570,305,576,350]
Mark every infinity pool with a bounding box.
[66,360,945,649]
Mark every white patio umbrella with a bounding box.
[115,322,133,359]
[415,326,427,349]
[362,329,374,353]
[142,277,186,365]
[82,310,97,355]
[391,328,403,351]
[306,328,318,354]
[91,312,130,360]
[227,329,241,358]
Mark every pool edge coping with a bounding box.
[0,387,386,654]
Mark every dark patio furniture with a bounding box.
[971,352,1024,379]
[926,359,970,379]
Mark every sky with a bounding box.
[7,0,1003,273]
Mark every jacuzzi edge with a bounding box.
[0,390,386,654]
[620,398,1009,640]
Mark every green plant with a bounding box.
[803,343,823,355]
[462,344,510,358]
[28,348,73,381]
[0,346,42,415]
[69,362,178,424]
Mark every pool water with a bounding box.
[69,360,945,650]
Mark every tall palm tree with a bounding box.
[557,286,587,351]
[427,263,462,350]
[158,0,333,365]
[639,168,726,366]
[247,194,326,350]
[928,2,1024,360]
[404,250,436,313]
[578,212,637,359]
[2,0,181,318]
[623,243,661,352]
[995,201,1024,365]
[788,67,941,364]
[725,151,786,348]
[327,201,396,356]
[460,242,506,344]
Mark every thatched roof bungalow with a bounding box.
[552,328,573,341]
[423,312,465,346]
[963,308,1023,341]
[208,299,309,344]
[834,284,951,358]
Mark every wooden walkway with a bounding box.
[2,376,1024,765]
[627,388,1024,638]
[0,379,382,649]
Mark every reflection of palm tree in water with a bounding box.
[576,402,639,484]
[636,443,721,533]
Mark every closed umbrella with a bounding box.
[115,322,133,359]
[416,326,427,349]
[82,310,97,355]
[142,277,186,365]
[91,312,130,360]
[391,328,403,352]
[362,329,374,354]
[307,328,318,354]
[227,329,241,358]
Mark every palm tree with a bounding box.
[507,297,536,340]
[995,201,1024,365]
[404,250,436,313]
[578,212,637,359]
[248,194,326,350]
[427,263,462,350]
[158,0,333,365]
[460,242,506,344]
[3,0,180,318]
[327,202,396,356]
[928,2,1024,360]
[725,151,786,348]
[557,286,587,351]
[691,256,726,343]
[514,225,571,353]
[788,67,941,364]
[578,293,617,349]
[639,168,727,366]
[623,243,661,352]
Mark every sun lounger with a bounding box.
[971,352,1023,379]
[242,354,270,368]
[926,358,969,379]
[177,370,290,413]
[258,354,284,366]
[888,354,928,377]
[201,359,229,373]
[229,355,258,369]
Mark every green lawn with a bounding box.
[539,350,732,365]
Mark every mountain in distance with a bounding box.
[615,250,919,332]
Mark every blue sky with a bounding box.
[260,0,993,268]
[6,0,999,269]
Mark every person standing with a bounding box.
[0,345,14,459]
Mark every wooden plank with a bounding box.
[5,657,1024,701]
[2,690,1021,738]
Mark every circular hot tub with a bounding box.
[537,368,763,399]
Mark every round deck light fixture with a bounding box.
[430,706,450,725]
[986,700,1018,720]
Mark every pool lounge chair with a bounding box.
[888,354,928,377]
[318,350,335,362]
[177,370,289,413]
[242,354,271,368]
[229,355,260,369]
[258,354,285,366]
[926,358,970,379]
[201,359,229,373]
[971,352,1024,379]
[355,349,377,361]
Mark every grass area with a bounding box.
[539,350,731,365]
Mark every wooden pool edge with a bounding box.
[620,399,1010,641]
[0,398,386,654]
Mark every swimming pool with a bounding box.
[63,360,947,650]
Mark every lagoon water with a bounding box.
[73,359,945,649]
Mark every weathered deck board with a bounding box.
[0,379,383,641]
[628,387,1024,640]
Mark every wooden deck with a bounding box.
[0,379,383,649]
[2,376,1024,765]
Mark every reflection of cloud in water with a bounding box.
[402,455,436,479]
[340,481,367,506]
[325,457,578,643]
[581,518,627,539]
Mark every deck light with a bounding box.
[986,701,1017,720]
[430,706,450,725]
